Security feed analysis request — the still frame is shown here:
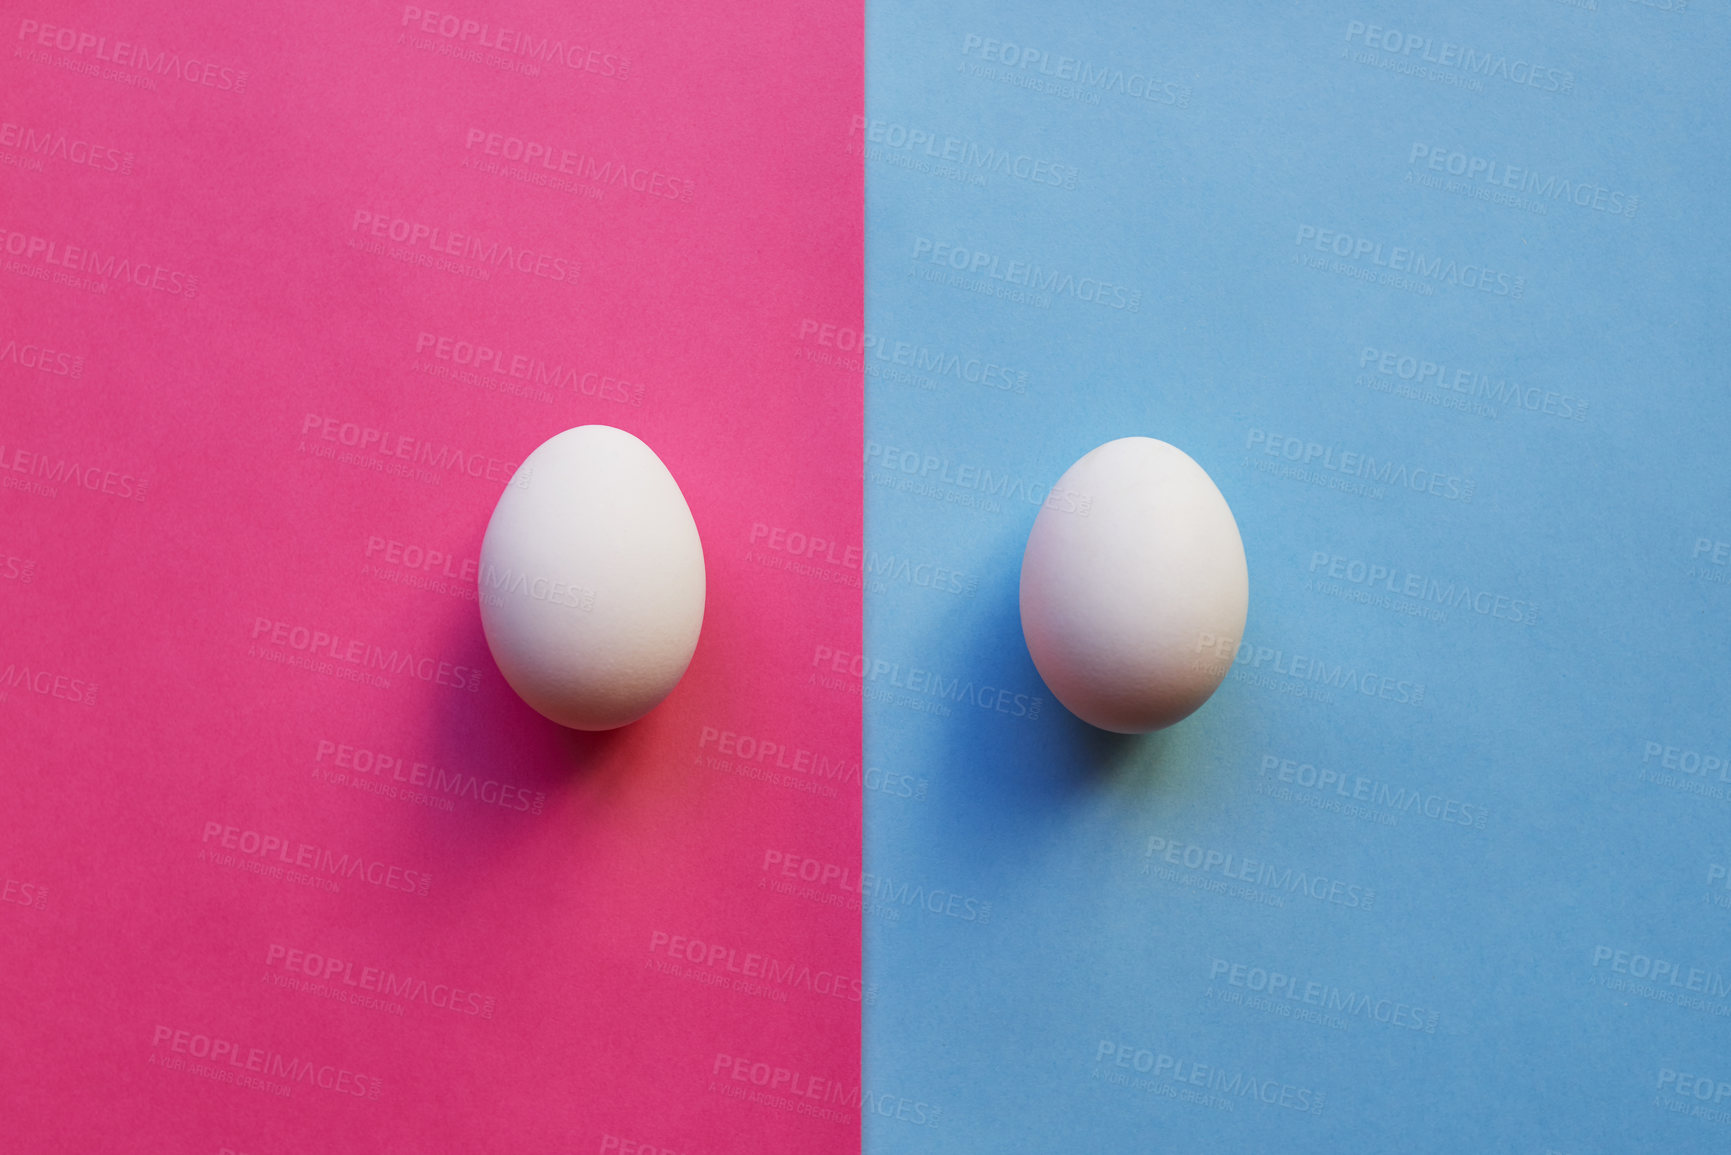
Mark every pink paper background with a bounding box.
[0,2,862,1151]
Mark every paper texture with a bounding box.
[863,1,1728,1150]
[1,3,861,1150]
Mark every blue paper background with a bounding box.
[863,1,1730,1150]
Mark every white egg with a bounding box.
[479,425,705,730]
[1019,437,1248,733]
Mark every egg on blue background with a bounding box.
[1020,438,1249,733]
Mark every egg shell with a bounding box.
[479,425,705,730]
[1019,437,1248,733]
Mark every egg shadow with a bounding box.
[403,604,640,849]
[917,524,1205,863]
